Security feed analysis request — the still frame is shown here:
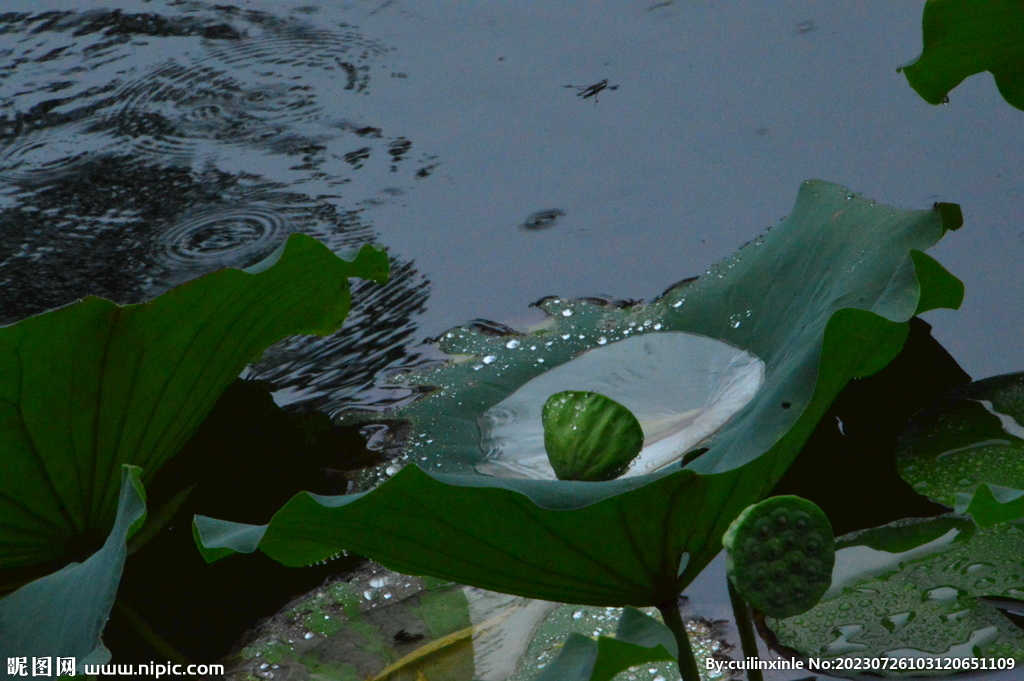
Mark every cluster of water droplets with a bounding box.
[770,518,1024,666]
[898,385,1024,517]
[727,309,753,330]
[357,293,696,485]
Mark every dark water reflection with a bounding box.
[0,4,433,414]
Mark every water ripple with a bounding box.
[0,124,124,185]
[0,3,433,416]
[203,22,387,93]
[157,206,289,269]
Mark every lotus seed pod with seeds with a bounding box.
[542,390,644,481]
[723,495,834,619]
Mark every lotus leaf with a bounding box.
[897,372,1024,527]
[0,234,387,668]
[533,608,679,681]
[899,0,1024,110]
[769,515,1024,675]
[196,181,964,615]
[227,561,699,681]
[0,234,385,574]
[0,466,144,667]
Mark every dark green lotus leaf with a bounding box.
[196,182,964,610]
[0,466,145,669]
[724,495,834,618]
[963,483,1024,529]
[543,391,644,481]
[898,0,1024,110]
[769,515,1024,674]
[228,563,479,679]
[897,372,1024,527]
[0,234,386,575]
[518,605,733,681]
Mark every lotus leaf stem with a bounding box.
[728,580,765,681]
[657,597,701,681]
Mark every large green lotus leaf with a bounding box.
[0,466,144,671]
[897,372,1024,527]
[0,234,387,574]
[769,515,1024,675]
[228,563,480,679]
[349,185,963,482]
[195,311,912,607]
[898,0,1024,110]
[196,182,963,609]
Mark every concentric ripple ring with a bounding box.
[158,206,289,269]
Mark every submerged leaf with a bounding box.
[542,391,644,482]
[769,515,1024,674]
[196,181,964,609]
[897,372,1024,527]
[228,562,553,680]
[898,0,1024,110]
[535,608,678,681]
[226,561,691,681]
[0,234,386,574]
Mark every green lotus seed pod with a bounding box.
[723,495,835,618]
[542,390,644,481]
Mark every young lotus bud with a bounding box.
[542,390,644,481]
[723,495,835,619]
